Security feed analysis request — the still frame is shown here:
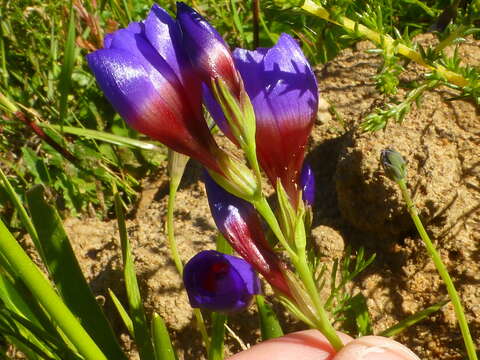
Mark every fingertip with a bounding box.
[228,330,353,360]
[333,336,420,360]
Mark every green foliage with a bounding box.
[316,246,376,337]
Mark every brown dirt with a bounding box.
[60,35,479,360]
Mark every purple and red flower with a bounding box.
[204,173,291,296]
[87,4,222,173]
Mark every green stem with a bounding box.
[167,181,184,276]
[398,180,478,360]
[165,152,210,352]
[194,309,211,351]
[253,196,297,261]
[301,0,468,87]
[0,219,107,360]
[294,255,343,351]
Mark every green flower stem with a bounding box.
[167,178,185,277]
[194,309,211,351]
[244,145,263,194]
[165,152,210,351]
[293,253,343,351]
[253,196,298,261]
[301,0,468,87]
[397,180,478,360]
[254,196,342,349]
[0,219,107,360]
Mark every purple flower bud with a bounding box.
[300,162,315,206]
[183,250,261,313]
[176,2,240,93]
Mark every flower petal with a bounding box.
[233,34,318,200]
[144,5,189,84]
[87,48,220,171]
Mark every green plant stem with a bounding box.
[165,155,210,352]
[167,182,184,276]
[253,196,297,261]
[397,180,478,360]
[294,255,343,351]
[0,219,107,360]
[301,0,468,87]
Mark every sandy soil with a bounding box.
[59,35,479,360]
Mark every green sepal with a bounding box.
[276,180,297,245]
[294,204,307,254]
[207,157,259,202]
[211,78,256,156]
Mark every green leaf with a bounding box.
[0,168,42,261]
[58,3,76,123]
[256,295,283,340]
[42,124,164,151]
[114,191,155,360]
[108,289,134,338]
[151,313,177,360]
[0,218,107,360]
[26,185,126,360]
[0,308,82,360]
[346,293,373,336]
[380,299,449,337]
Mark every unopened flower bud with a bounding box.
[183,250,261,313]
[380,148,406,182]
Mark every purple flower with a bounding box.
[87,5,222,173]
[183,250,261,312]
[204,173,292,296]
[300,162,315,206]
[233,34,318,204]
[176,2,240,94]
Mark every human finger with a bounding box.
[334,336,420,360]
[227,330,353,360]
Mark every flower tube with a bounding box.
[205,173,291,296]
[183,250,261,313]
[87,5,222,172]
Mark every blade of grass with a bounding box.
[114,191,155,360]
[0,308,82,360]
[0,318,55,360]
[229,0,247,46]
[380,299,449,337]
[0,218,107,360]
[41,124,163,151]
[255,295,283,340]
[108,288,134,338]
[58,2,76,125]
[0,168,43,262]
[151,313,177,360]
[26,185,127,360]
